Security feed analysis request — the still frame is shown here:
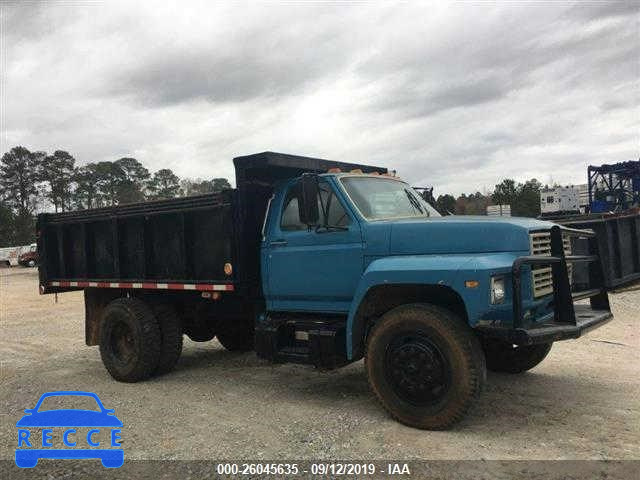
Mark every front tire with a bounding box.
[99,298,161,382]
[482,340,552,373]
[366,304,486,430]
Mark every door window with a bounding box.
[318,183,350,228]
[279,180,351,231]
[281,194,306,231]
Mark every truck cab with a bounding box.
[37,152,613,429]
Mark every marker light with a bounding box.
[224,263,233,276]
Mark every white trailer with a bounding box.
[540,187,580,216]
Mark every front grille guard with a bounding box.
[512,225,610,328]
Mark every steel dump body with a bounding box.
[37,192,237,293]
[38,152,387,296]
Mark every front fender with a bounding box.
[346,252,524,359]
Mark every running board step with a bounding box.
[255,314,348,369]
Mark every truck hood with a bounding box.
[372,216,557,255]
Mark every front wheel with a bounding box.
[365,304,486,430]
[27,260,36,267]
[482,340,552,373]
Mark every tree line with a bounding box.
[425,178,544,217]
[0,146,231,246]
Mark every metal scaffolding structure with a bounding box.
[588,160,640,213]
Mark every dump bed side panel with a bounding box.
[38,192,236,293]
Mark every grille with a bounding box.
[529,231,572,298]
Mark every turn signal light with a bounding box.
[224,263,233,276]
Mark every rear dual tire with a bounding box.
[151,304,183,375]
[99,298,182,382]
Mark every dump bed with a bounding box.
[38,151,388,296]
[38,191,237,294]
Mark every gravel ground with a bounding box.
[1,268,639,463]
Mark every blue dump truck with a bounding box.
[38,152,613,429]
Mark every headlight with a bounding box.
[490,276,505,304]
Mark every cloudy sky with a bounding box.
[1,1,638,195]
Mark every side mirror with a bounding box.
[298,174,320,225]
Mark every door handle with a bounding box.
[269,240,288,247]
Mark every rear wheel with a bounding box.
[99,298,161,382]
[365,303,486,430]
[482,340,552,373]
[151,304,183,375]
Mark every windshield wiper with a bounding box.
[404,189,427,215]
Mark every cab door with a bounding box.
[264,179,363,313]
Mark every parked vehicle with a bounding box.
[18,244,38,267]
[37,152,613,429]
[0,244,35,267]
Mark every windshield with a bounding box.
[339,176,440,220]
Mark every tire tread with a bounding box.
[366,303,485,430]
[99,297,161,383]
[152,304,183,375]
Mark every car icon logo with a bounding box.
[15,391,123,468]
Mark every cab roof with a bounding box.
[233,151,388,187]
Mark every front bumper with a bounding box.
[477,304,612,344]
[478,225,613,345]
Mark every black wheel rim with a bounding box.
[385,333,451,406]
[109,321,136,365]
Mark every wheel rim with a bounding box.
[109,321,136,365]
[385,333,451,406]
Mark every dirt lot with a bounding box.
[1,268,639,463]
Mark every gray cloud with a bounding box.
[2,2,638,196]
